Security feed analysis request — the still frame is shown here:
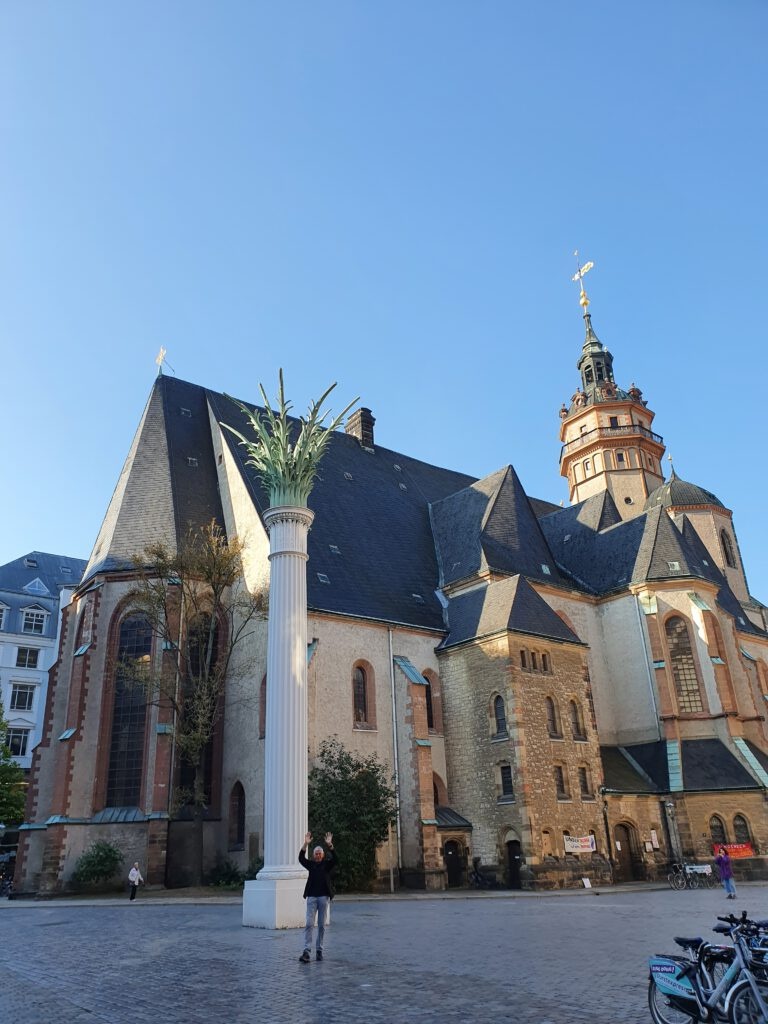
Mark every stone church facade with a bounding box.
[15,307,768,893]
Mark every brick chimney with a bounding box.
[345,407,376,448]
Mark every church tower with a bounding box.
[558,259,666,518]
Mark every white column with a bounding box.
[243,504,314,929]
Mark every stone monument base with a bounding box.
[242,871,305,929]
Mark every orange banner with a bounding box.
[712,843,754,859]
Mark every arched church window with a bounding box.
[733,814,751,846]
[493,695,507,737]
[425,678,435,731]
[546,697,562,738]
[259,676,267,738]
[665,616,704,714]
[709,815,727,847]
[228,781,245,850]
[570,700,586,740]
[106,614,152,807]
[721,530,736,569]
[353,665,368,724]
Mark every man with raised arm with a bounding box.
[298,831,336,963]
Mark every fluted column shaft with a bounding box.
[261,504,314,875]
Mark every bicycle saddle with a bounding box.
[674,937,704,950]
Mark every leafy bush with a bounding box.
[72,841,124,887]
[308,738,396,892]
[245,857,263,881]
[206,859,245,888]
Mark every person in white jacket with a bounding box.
[128,862,144,901]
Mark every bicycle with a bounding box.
[668,862,702,891]
[648,912,768,1024]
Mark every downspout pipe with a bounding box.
[388,628,403,870]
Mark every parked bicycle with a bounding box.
[668,862,717,891]
[648,911,768,1023]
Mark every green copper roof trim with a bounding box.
[156,723,174,735]
[307,638,319,666]
[393,655,428,686]
[666,740,683,792]
[18,823,47,831]
[733,738,768,788]
[688,593,712,611]
[653,660,666,669]
[421,818,438,825]
[416,739,432,747]
[58,728,76,741]
[740,647,757,662]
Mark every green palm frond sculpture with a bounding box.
[222,370,359,508]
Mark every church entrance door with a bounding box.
[506,839,523,889]
[613,823,641,882]
[444,841,463,887]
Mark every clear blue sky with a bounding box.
[1,2,767,598]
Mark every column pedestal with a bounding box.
[243,504,314,929]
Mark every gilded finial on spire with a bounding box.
[155,347,167,376]
[571,250,594,312]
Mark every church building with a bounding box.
[15,288,768,893]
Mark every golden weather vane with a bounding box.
[571,250,594,311]
[154,347,175,376]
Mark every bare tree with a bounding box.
[125,520,266,885]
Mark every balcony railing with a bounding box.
[561,423,664,459]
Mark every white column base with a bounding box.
[242,873,305,929]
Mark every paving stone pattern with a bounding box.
[3,887,768,1024]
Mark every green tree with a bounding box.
[308,738,396,892]
[72,840,124,888]
[0,698,27,827]
[125,520,266,885]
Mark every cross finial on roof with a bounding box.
[571,250,595,313]
[155,347,167,375]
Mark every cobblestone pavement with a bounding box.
[2,886,768,1024]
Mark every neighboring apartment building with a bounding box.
[0,552,87,771]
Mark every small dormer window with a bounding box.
[24,557,38,568]
[180,407,192,417]
[667,561,681,572]
[412,593,425,604]
[399,483,407,491]
[344,472,353,481]
[187,457,198,467]
[541,564,552,576]
[316,573,330,584]
[329,545,341,555]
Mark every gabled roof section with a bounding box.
[600,746,659,794]
[208,389,476,630]
[613,739,760,792]
[84,377,224,581]
[430,466,566,589]
[438,574,582,649]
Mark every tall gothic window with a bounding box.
[106,615,152,807]
[493,695,507,736]
[353,666,368,725]
[733,815,751,846]
[570,700,586,740]
[709,815,727,846]
[721,530,736,569]
[546,697,562,738]
[425,679,435,731]
[666,616,704,714]
[228,781,246,850]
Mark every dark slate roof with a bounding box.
[438,574,583,649]
[613,739,759,792]
[600,746,659,793]
[436,806,473,830]
[681,739,758,791]
[430,466,567,589]
[645,468,726,512]
[207,389,478,631]
[0,552,87,595]
[84,377,224,581]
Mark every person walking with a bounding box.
[128,861,144,901]
[298,832,336,962]
[715,846,736,899]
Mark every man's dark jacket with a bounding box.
[298,848,337,899]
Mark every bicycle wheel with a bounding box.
[669,871,686,891]
[687,872,700,890]
[648,979,697,1024]
[728,979,768,1024]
